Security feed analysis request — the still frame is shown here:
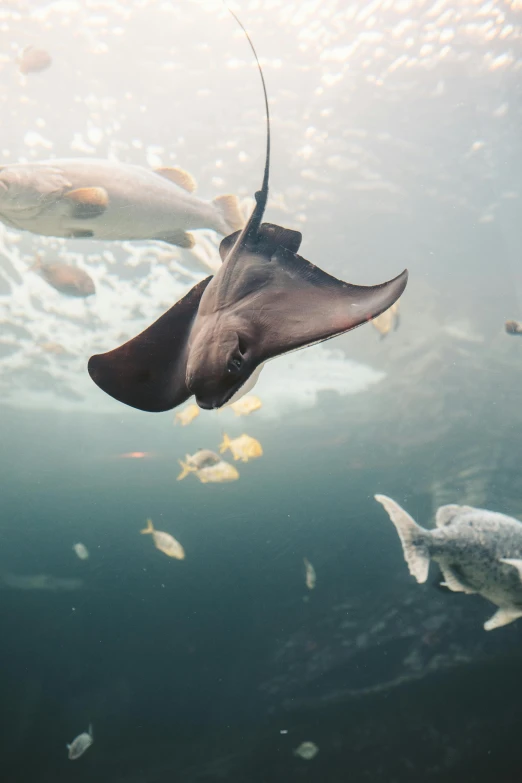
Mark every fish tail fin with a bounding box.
[88,723,93,739]
[374,495,431,583]
[212,194,245,233]
[219,433,231,454]
[177,459,194,481]
[29,253,43,273]
[140,518,154,535]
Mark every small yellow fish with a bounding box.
[371,300,400,338]
[506,320,522,335]
[303,557,316,590]
[229,395,262,417]
[174,404,200,427]
[196,460,240,484]
[177,449,221,481]
[39,341,69,355]
[219,433,263,462]
[140,519,185,559]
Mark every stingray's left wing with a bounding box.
[255,246,408,360]
[88,277,212,412]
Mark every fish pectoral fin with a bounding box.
[88,276,212,412]
[66,229,94,239]
[64,187,108,219]
[500,558,522,581]
[256,245,408,360]
[484,606,522,631]
[159,231,195,249]
[154,166,197,193]
[438,564,475,594]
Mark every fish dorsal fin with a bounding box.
[154,166,197,193]
[435,505,462,528]
[436,504,476,528]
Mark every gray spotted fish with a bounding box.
[375,494,522,631]
[67,724,93,760]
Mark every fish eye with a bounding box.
[227,356,242,373]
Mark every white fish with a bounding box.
[67,724,93,760]
[294,741,319,760]
[177,449,221,480]
[375,494,522,631]
[303,558,316,590]
[0,159,244,247]
[72,543,89,560]
[140,519,185,559]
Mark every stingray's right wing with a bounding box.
[88,277,212,412]
[255,246,408,360]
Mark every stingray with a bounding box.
[88,10,408,413]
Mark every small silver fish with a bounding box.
[67,724,93,760]
[303,557,316,590]
[294,741,319,760]
[72,543,89,560]
[177,449,221,480]
[0,158,245,247]
[375,494,522,631]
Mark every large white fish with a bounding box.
[0,158,245,247]
[375,494,522,631]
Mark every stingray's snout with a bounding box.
[195,393,229,410]
[196,397,217,411]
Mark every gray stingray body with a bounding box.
[0,158,243,245]
[87,11,408,413]
[376,494,522,631]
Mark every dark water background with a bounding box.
[2,356,522,782]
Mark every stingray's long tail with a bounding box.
[223,2,270,237]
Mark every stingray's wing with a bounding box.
[255,246,408,359]
[88,277,212,412]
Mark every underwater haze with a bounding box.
[2,0,522,781]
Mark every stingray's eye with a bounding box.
[227,356,242,373]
